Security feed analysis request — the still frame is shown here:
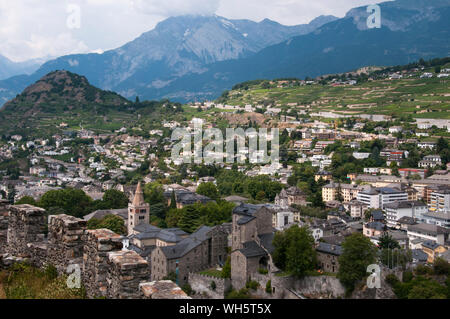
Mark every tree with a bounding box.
[178,206,202,233]
[38,188,94,218]
[338,233,378,292]
[196,182,219,200]
[378,232,400,249]
[169,190,177,209]
[100,189,129,209]
[433,257,450,275]
[221,256,231,279]
[144,182,166,205]
[87,215,126,235]
[15,196,37,206]
[272,225,316,278]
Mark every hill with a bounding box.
[0,71,132,136]
[214,58,450,119]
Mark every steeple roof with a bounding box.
[132,182,145,206]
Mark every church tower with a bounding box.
[127,182,150,235]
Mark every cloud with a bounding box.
[0,0,388,62]
[131,0,221,16]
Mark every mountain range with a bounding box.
[0,55,44,81]
[0,0,449,105]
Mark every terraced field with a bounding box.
[220,77,450,119]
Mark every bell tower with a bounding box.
[127,182,150,235]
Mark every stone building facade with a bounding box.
[231,204,276,290]
[275,187,307,208]
[151,225,229,286]
[316,242,342,274]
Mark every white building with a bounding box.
[357,187,408,209]
[384,201,428,228]
[407,223,448,246]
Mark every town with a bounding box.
[0,58,449,300]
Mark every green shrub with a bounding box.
[385,274,399,286]
[433,258,450,276]
[181,284,193,296]
[245,280,259,291]
[403,271,413,283]
[415,265,434,276]
[226,288,251,299]
[258,268,268,275]
[210,281,217,291]
[265,280,272,294]
[44,264,58,280]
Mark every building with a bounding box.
[421,241,447,263]
[363,222,386,238]
[128,182,150,235]
[419,155,442,169]
[316,242,342,274]
[151,225,229,285]
[322,182,362,203]
[315,171,333,182]
[384,201,428,228]
[231,204,276,290]
[274,186,308,208]
[429,187,450,213]
[344,200,369,219]
[407,223,449,246]
[421,211,450,228]
[164,189,213,209]
[262,204,299,230]
[357,187,408,209]
[398,168,427,180]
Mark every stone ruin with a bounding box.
[0,204,190,299]
[0,200,9,254]
[140,281,191,299]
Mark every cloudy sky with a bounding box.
[0,0,388,62]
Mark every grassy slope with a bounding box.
[220,77,450,119]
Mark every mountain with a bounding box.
[0,70,130,136]
[0,0,448,104]
[0,14,337,106]
[0,55,44,80]
[149,0,450,100]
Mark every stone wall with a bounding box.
[82,229,124,298]
[0,200,9,254]
[6,205,46,257]
[107,250,150,299]
[250,272,345,299]
[48,214,87,274]
[140,281,191,299]
[188,273,231,299]
[0,205,200,299]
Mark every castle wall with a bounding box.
[82,229,124,298]
[0,200,9,254]
[107,250,150,299]
[6,205,46,257]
